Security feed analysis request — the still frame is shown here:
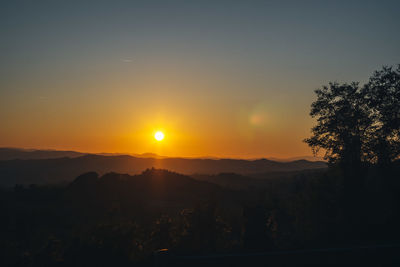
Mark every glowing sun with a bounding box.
[154,131,164,141]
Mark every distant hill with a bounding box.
[0,148,324,162]
[191,168,326,190]
[0,147,86,160]
[267,156,325,162]
[0,152,327,186]
[0,148,170,160]
[192,173,268,190]
[66,169,225,210]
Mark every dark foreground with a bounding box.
[155,244,400,266]
[2,166,400,266]
[154,244,400,267]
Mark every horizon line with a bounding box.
[0,146,325,162]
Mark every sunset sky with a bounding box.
[1,0,400,159]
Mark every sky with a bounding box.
[1,0,399,159]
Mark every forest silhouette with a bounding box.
[1,65,400,266]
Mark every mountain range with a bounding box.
[0,148,327,187]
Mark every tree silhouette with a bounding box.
[304,82,371,166]
[363,65,400,166]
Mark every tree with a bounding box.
[363,65,400,165]
[304,82,371,166]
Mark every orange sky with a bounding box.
[0,78,316,159]
[1,1,399,159]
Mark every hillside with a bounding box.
[65,169,226,212]
[0,147,86,160]
[0,154,326,186]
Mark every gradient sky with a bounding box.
[1,0,399,158]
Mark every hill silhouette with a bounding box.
[0,153,326,186]
[0,147,86,160]
[65,169,226,214]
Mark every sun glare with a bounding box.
[154,131,164,141]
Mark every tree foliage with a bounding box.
[304,82,371,165]
[305,65,400,166]
[363,65,400,165]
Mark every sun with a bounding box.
[154,131,164,141]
